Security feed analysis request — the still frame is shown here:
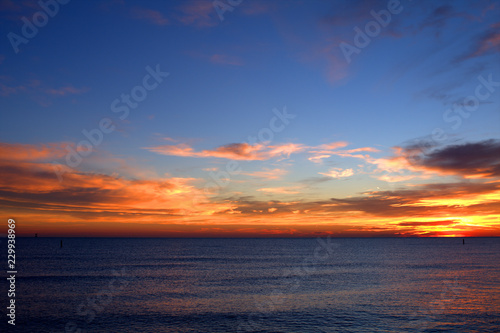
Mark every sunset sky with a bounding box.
[1,0,499,237]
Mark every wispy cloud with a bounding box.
[0,82,26,96]
[130,7,169,26]
[210,54,244,66]
[375,174,418,183]
[319,167,354,178]
[241,168,288,180]
[307,141,379,162]
[0,77,88,101]
[176,0,218,27]
[45,85,89,96]
[0,0,21,11]
[257,186,301,194]
[460,22,500,60]
[144,142,305,161]
[308,154,331,163]
[0,142,69,161]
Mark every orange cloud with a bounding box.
[144,142,305,160]
[3,140,500,237]
[257,186,301,194]
[461,22,500,60]
[0,142,69,161]
[317,141,349,150]
[307,142,380,167]
[319,167,354,178]
[375,174,418,183]
[242,168,288,180]
[308,154,331,163]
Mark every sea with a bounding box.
[2,237,499,332]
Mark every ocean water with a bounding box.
[2,237,499,332]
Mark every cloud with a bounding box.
[242,168,288,180]
[319,167,354,178]
[307,141,347,160]
[0,82,26,96]
[318,141,349,150]
[344,147,380,153]
[0,142,69,161]
[321,0,385,27]
[148,140,381,166]
[375,174,418,183]
[45,85,89,96]
[461,24,500,60]
[417,4,463,33]
[368,139,500,183]
[130,7,169,26]
[3,140,499,237]
[0,0,21,11]
[176,0,218,27]
[0,76,88,101]
[229,180,500,220]
[308,141,379,163]
[210,54,244,66]
[397,220,458,227]
[145,142,305,160]
[296,42,351,84]
[257,187,301,195]
[414,140,500,179]
[308,154,331,163]
[241,1,275,15]
[0,142,219,220]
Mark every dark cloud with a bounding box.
[456,23,500,62]
[224,181,500,218]
[418,139,500,178]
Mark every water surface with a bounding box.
[3,237,499,332]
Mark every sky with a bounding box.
[0,0,499,237]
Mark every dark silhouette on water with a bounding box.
[35,233,37,238]
[463,238,465,245]
[60,240,63,248]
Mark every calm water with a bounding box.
[2,237,499,332]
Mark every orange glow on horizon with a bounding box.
[1,142,499,238]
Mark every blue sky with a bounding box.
[1,0,499,237]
